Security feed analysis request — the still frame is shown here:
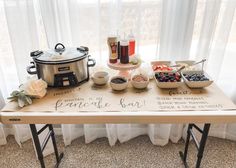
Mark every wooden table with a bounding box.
[1,110,236,168]
[2,110,236,124]
[1,80,236,168]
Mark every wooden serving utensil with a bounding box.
[175,66,186,73]
[189,59,206,74]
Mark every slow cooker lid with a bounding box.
[34,43,87,63]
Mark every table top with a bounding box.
[1,110,236,124]
[1,80,236,124]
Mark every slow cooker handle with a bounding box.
[27,61,37,75]
[88,57,96,67]
[54,43,65,53]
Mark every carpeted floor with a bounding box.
[0,135,236,168]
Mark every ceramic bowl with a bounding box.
[151,61,171,66]
[154,71,183,89]
[181,71,213,88]
[151,60,174,72]
[110,76,128,91]
[92,71,109,85]
[131,74,149,89]
[175,60,201,72]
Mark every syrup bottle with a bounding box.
[117,31,121,60]
[120,34,129,64]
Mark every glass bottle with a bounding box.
[120,35,129,64]
[107,37,118,63]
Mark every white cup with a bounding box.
[92,71,109,85]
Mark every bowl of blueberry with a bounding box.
[181,71,213,88]
[154,72,183,89]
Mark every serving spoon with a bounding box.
[171,59,206,68]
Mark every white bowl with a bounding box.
[151,61,171,66]
[181,71,213,88]
[131,74,149,89]
[154,72,183,89]
[175,60,195,65]
[151,60,174,72]
[175,60,201,71]
[110,76,128,91]
[92,71,109,85]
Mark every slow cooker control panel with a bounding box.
[54,72,78,87]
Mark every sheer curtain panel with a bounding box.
[0,0,236,157]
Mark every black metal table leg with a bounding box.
[30,124,64,168]
[179,123,211,168]
[196,124,210,168]
[30,124,46,168]
[179,124,193,168]
[48,124,64,167]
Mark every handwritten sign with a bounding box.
[2,81,236,112]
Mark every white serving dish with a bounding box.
[175,60,195,65]
[151,61,171,66]
[92,71,109,85]
[131,74,149,89]
[110,76,128,91]
[151,61,174,72]
[181,71,213,88]
[154,72,183,89]
[175,60,201,71]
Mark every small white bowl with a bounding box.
[131,74,149,89]
[110,76,128,91]
[181,71,213,88]
[92,71,109,85]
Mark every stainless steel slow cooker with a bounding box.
[27,43,96,87]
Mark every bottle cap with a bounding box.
[128,30,135,39]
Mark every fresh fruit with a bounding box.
[183,73,209,81]
[155,72,181,82]
[152,64,173,71]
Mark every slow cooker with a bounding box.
[27,43,96,87]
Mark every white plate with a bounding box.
[181,71,213,88]
[154,72,183,89]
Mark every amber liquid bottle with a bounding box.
[109,42,118,63]
[107,37,118,63]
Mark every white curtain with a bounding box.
[1,0,236,157]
